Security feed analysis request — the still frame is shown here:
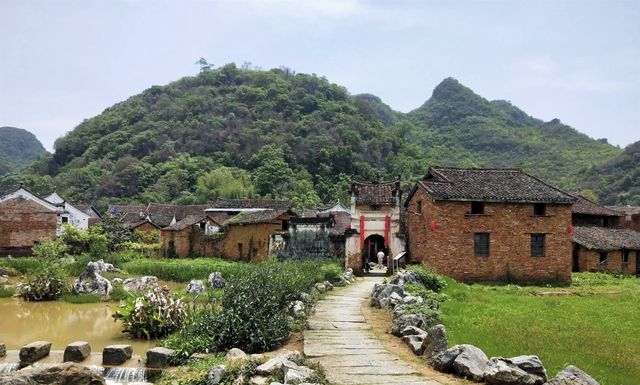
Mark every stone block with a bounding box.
[102,344,133,366]
[19,341,52,364]
[146,347,175,368]
[63,341,91,362]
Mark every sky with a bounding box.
[0,0,638,151]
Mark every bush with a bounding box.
[395,303,441,326]
[404,283,448,309]
[320,264,343,281]
[407,264,447,292]
[113,286,188,339]
[110,283,132,302]
[0,285,14,298]
[18,268,67,301]
[122,258,242,282]
[0,258,41,275]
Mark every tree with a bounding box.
[196,167,255,202]
[195,57,213,72]
[250,145,294,198]
[99,214,134,251]
[288,170,322,214]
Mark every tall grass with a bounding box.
[0,257,41,274]
[440,273,640,385]
[122,258,242,282]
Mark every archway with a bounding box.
[362,234,386,273]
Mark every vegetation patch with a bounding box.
[61,293,101,303]
[0,285,15,298]
[122,258,242,282]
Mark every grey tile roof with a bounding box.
[573,226,640,251]
[351,180,400,206]
[566,193,621,217]
[209,198,290,210]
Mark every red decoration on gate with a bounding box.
[384,215,390,247]
[263,223,268,229]
[567,224,574,234]
[430,220,438,231]
[359,215,365,248]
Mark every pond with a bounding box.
[0,298,155,356]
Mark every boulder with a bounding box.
[0,275,8,284]
[146,347,175,368]
[123,276,158,293]
[509,355,547,381]
[430,345,465,372]
[298,292,311,303]
[283,362,315,384]
[314,283,327,293]
[207,364,226,385]
[111,278,123,285]
[391,313,427,336]
[72,262,112,296]
[0,342,5,358]
[19,341,52,364]
[390,270,421,286]
[102,345,132,366]
[452,344,489,382]
[323,281,334,291]
[333,277,349,287]
[545,365,600,385]
[421,324,448,358]
[63,341,91,363]
[0,362,105,385]
[402,334,426,355]
[89,259,117,273]
[484,358,543,385]
[249,375,269,385]
[388,292,404,308]
[255,350,303,376]
[187,279,206,294]
[370,283,404,309]
[288,300,306,318]
[225,348,247,361]
[400,326,427,337]
[402,294,418,304]
[208,272,226,288]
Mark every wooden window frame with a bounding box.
[531,233,545,257]
[474,232,490,257]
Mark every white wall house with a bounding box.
[44,192,92,232]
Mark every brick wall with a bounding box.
[575,246,638,275]
[620,214,640,232]
[406,188,573,283]
[0,199,57,256]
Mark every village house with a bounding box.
[405,167,576,284]
[607,206,640,232]
[44,191,95,231]
[569,193,640,275]
[161,214,221,258]
[345,180,405,274]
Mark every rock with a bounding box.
[208,272,226,288]
[90,259,117,273]
[123,276,158,293]
[509,355,547,381]
[102,344,132,366]
[111,278,123,285]
[388,292,404,307]
[225,348,247,361]
[72,262,113,296]
[255,350,303,375]
[402,334,426,355]
[0,362,105,385]
[63,341,91,363]
[187,279,206,294]
[391,313,427,336]
[545,365,600,385]
[190,352,212,360]
[370,283,404,309]
[0,275,8,284]
[430,345,464,372]
[323,281,334,290]
[0,342,5,357]
[249,375,269,385]
[422,324,448,358]
[333,277,349,287]
[146,347,175,368]
[298,292,311,303]
[452,344,489,382]
[403,294,418,304]
[314,282,327,293]
[390,270,421,286]
[207,364,226,385]
[19,341,52,364]
[400,326,427,337]
[484,358,543,385]
[288,300,306,318]
[283,362,315,384]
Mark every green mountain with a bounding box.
[1,66,633,208]
[0,126,47,175]
[580,141,640,205]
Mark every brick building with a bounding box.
[405,167,576,284]
[345,180,405,274]
[607,206,640,232]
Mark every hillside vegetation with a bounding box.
[0,64,633,208]
[0,126,47,175]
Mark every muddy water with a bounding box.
[0,298,155,355]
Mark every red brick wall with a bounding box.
[576,246,638,275]
[406,188,573,283]
[620,214,640,232]
[0,199,57,255]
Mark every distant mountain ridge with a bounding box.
[0,126,47,175]
[0,65,635,207]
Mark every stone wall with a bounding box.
[406,188,573,283]
[0,198,57,256]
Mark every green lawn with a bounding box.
[440,273,640,385]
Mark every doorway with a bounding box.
[362,234,386,274]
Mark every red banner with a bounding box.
[359,215,365,248]
[384,215,390,247]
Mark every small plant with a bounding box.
[395,303,441,326]
[407,264,447,292]
[320,263,343,282]
[18,270,66,301]
[0,285,15,298]
[113,286,188,339]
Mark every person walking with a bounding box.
[376,250,385,270]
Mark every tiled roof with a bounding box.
[224,208,290,225]
[351,180,400,206]
[108,205,146,225]
[606,206,640,216]
[146,203,209,228]
[567,193,621,217]
[163,214,216,231]
[573,226,640,251]
[209,198,290,210]
[415,167,575,203]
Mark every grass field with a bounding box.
[440,273,640,385]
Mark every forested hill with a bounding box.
[0,127,46,175]
[1,64,633,210]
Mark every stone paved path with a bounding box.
[304,277,443,385]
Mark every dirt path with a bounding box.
[303,277,453,385]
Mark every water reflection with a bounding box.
[0,298,155,355]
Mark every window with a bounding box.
[533,203,546,216]
[599,252,608,265]
[622,250,629,265]
[416,200,422,214]
[199,222,206,230]
[237,243,244,258]
[470,202,485,215]
[474,233,490,257]
[531,234,545,257]
[61,217,69,224]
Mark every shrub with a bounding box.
[0,265,20,276]
[320,263,343,282]
[0,285,15,298]
[122,258,242,282]
[0,258,41,275]
[18,269,67,301]
[113,286,188,339]
[407,264,447,292]
[404,283,448,309]
[395,303,441,326]
[110,283,131,302]
[155,355,225,385]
